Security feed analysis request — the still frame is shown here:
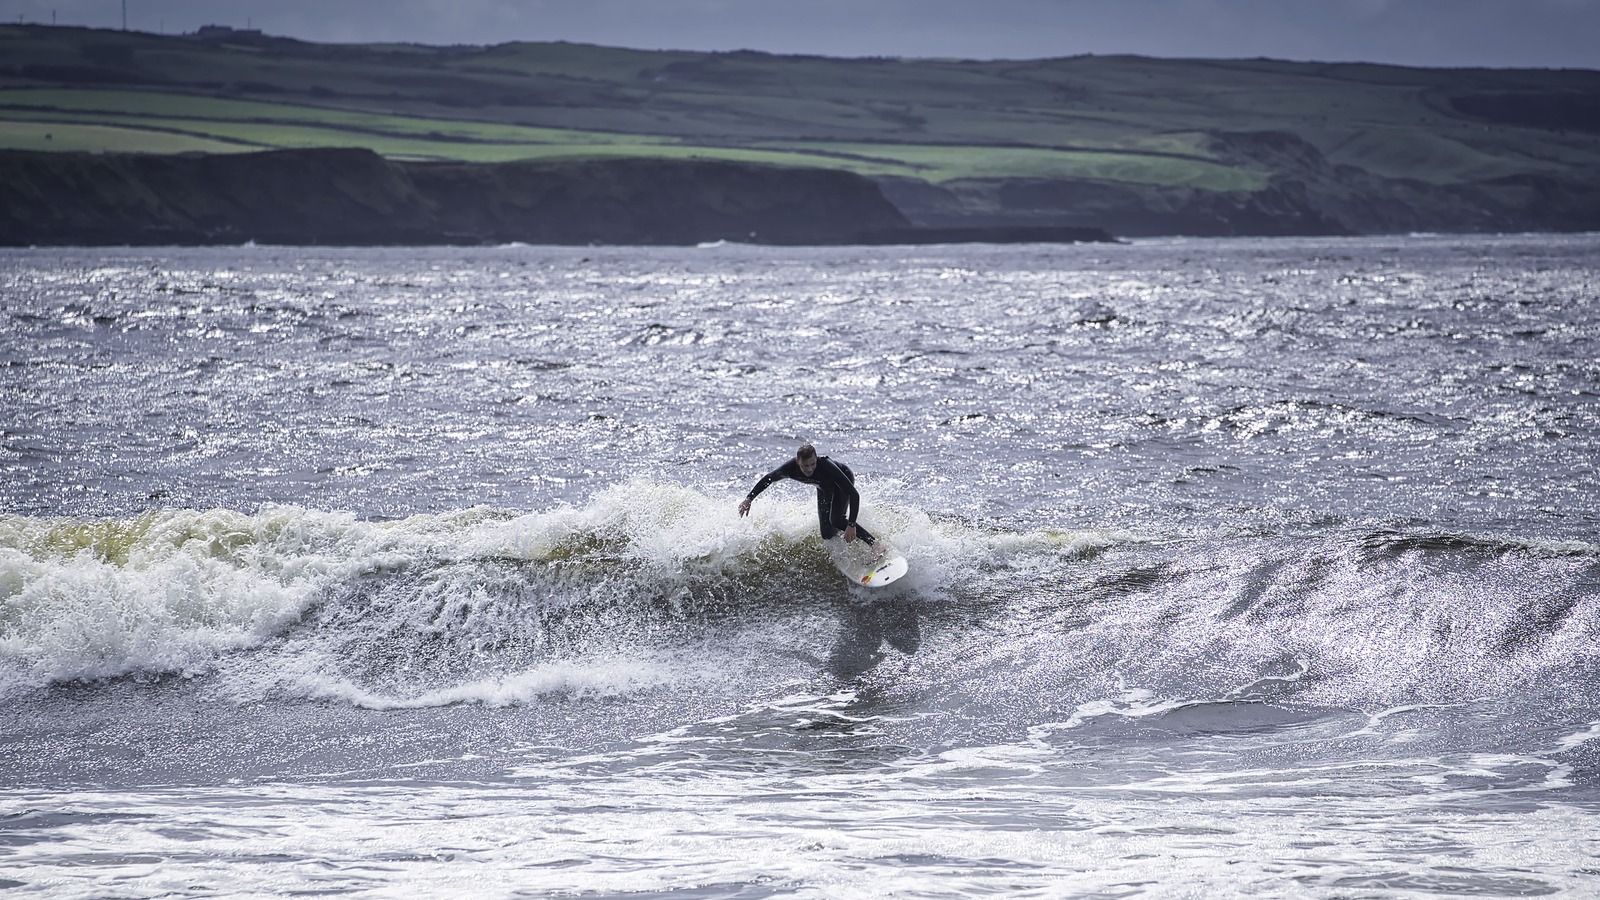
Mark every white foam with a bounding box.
[1027,688,1189,744]
[1555,720,1600,753]
[270,654,686,710]
[0,507,416,691]
[464,479,807,572]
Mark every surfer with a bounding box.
[739,443,878,547]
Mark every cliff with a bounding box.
[0,149,859,246]
[0,148,1113,246]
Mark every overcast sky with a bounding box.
[6,0,1599,69]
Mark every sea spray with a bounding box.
[0,507,413,690]
[2,485,1078,701]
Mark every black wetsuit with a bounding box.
[746,456,877,545]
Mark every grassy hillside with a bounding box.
[3,24,1599,233]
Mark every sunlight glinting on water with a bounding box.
[2,236,1599,897]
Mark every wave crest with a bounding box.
[2,482,1093,700]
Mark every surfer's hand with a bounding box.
[738,498,751,517]
[843,524,858,543]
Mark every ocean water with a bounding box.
[2,235,1599,897]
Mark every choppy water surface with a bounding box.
[2,236,1599,897]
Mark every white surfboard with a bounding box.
[829,539,910,588]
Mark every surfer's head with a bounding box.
[796,443,818,476]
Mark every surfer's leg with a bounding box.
[817,489,838,540]
[831,466,875,545]
[822,488,874,545]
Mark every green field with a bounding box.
[0,85,1263,183]
[0,88,668,143]
[0,119,250,154]
[765,141,1266,190]
[2,24,1597,194]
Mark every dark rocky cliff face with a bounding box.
[3,148,436,245]
[0,148,918,246]
[405,156,921,246]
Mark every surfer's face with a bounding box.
[797,455,817,476]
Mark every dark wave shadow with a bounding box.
[827,596,923,681]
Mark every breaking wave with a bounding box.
[0,481,1114,704]
[3,481,1595,714]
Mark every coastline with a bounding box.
[0,147,1117,247]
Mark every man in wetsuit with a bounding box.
[738,443,877,547]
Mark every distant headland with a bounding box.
[1,24,1598,243]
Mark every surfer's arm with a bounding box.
[841,479,862,526]
[746,463,795,500]
[739,461,797,515]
